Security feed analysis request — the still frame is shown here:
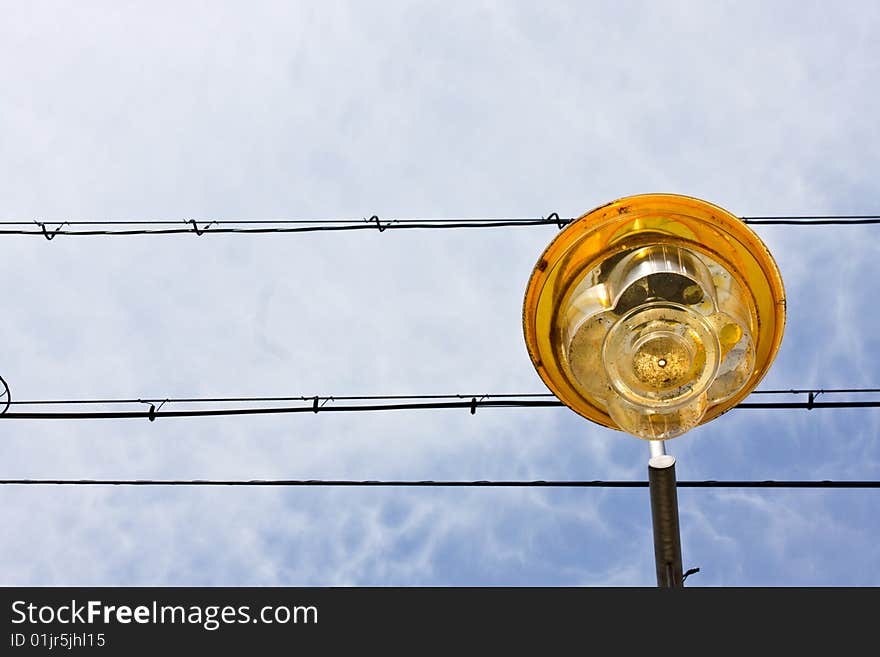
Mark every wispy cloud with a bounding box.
[1,0,878,585]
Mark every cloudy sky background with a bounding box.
[1,0,879,585]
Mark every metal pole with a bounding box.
[648,441,683,588]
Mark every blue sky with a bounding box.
[1,0,879,585]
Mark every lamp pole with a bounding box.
[648,440,683,588]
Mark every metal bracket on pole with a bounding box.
[648,440,683,588]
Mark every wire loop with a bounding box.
[0,375,10,415]
[187,219,215,236]
[362,215,382,232]
[35,221,67,240]
[544,212,566,229]
[139,399,168,422]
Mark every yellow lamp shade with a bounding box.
[523,194,785,440]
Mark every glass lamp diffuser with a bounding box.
[523,194,785,440]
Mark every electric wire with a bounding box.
[0,479,877,488]
[4,217,878,510]
[7,388,877,407]
[749,388,880,394]
[7,392,557,406]
[3,214,880,239]
[1,395,880,420]
[740,216,880,225]
[3,393,877,488]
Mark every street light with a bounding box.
[523,193,786,585]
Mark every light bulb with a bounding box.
[523,194,784,440]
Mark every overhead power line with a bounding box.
[1,479,877,488]
[740,216,880,225]
[7,392,557,406]
[8,388,876,406]
[1,388,879,420]
[750,388,880,394]
[2,214,880,239]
